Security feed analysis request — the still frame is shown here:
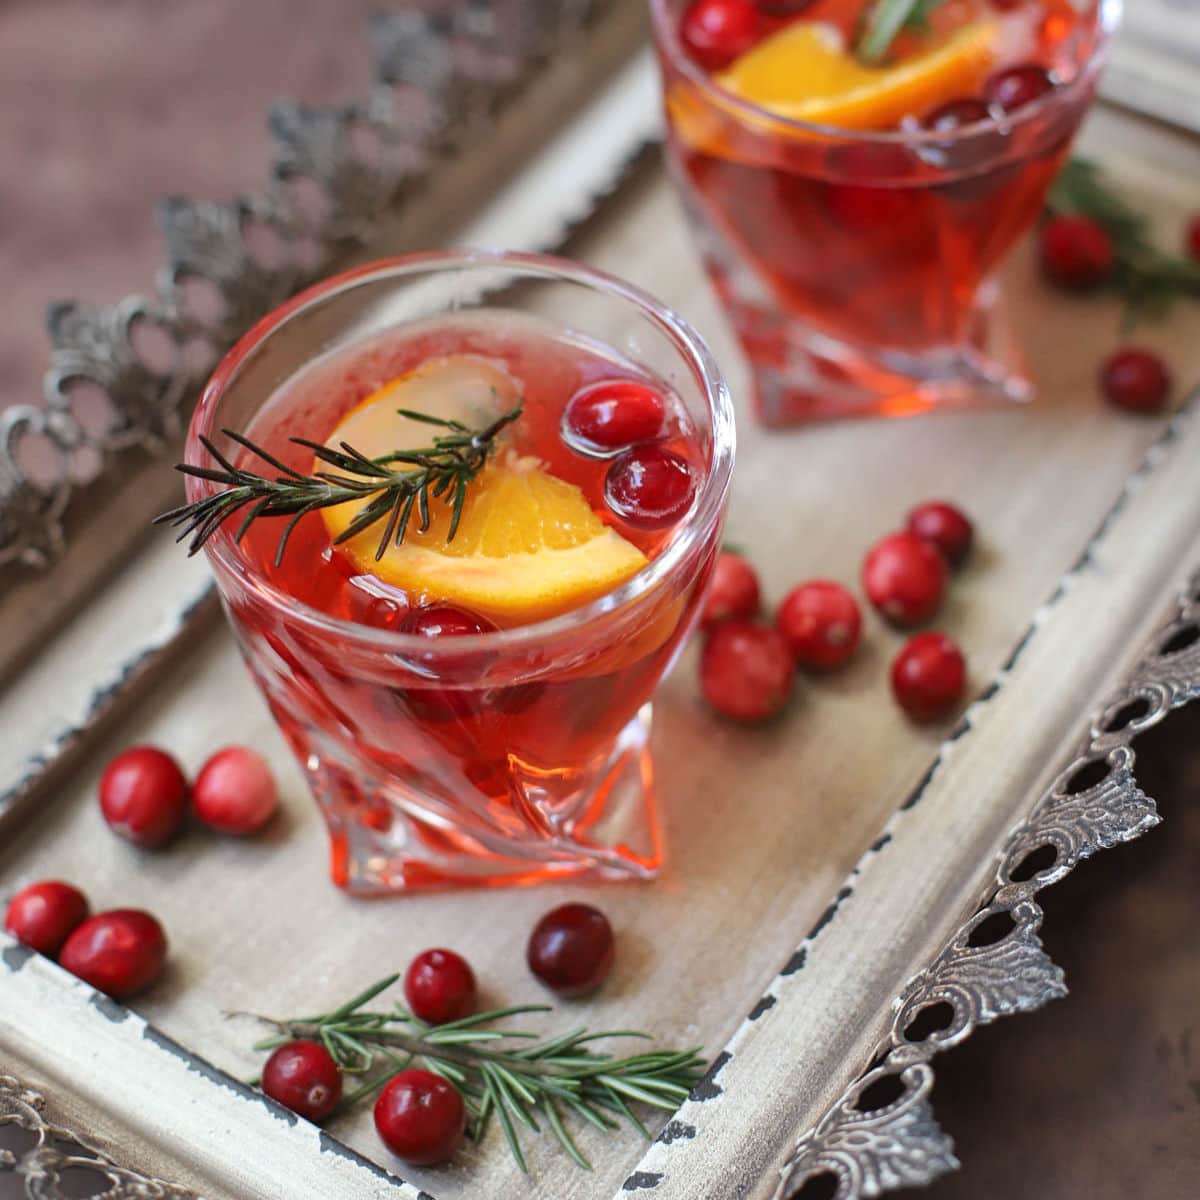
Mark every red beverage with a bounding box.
[653,0,1118,422]
[185,254,733,893]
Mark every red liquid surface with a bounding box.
[666,0,1103,354]
[218,314,714,888]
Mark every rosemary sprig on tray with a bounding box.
[155,403,522,566]
[857,0,946,63]
[1048,157,1200,324]
[244,973,706,1173]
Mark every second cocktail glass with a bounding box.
[651,0,1121,423]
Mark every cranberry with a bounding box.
[374,1069,466,1165]
[527,903,615,998]
[605,445,696,529]
[923,97,992,133]
[679,0,772,72]
[4,881,89,956]
[1186,213,1200,262]
[984,64,1055,113]
[826,143,917,231]
[1039,214,1114,290]
[192,747,278,835]
[862,532,947,626]
[262,1040,343,1122]
[906,501,974,569]
[99,746,188,848]
[755,0,815,11]
[1100,347,1172,415]
[699,620,794,721]
[701,551,760,629]
[399,604,494,639]
[563,380,665,452]
[404,948,476,1025]
[58,909,167,998]
[775,581,862,670]
[346,581,409,629]
[891,632,967,722]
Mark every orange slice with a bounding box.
[319,356,648,624]
[715,19,999,131]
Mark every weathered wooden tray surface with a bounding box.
[3,67,1200,1200]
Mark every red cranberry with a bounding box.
[1186,213,1200,262]
[563,380,666,452]
[192,747,278,835]
[99,746,188,848]
[404,948,476,1025]
[923,97,992,133]
[891,632,967,722]
[701,551,761,629]
[1100,347,1172,415]
[374,1069,466,1165]
[984,64,1055,113]
[862,532,947,626]
[346,581,409,629]
[680,0,772,72]
[605,445,696,529]
[754,0,815,11]
[1039,214,1114,290]
[775,581,862,670]
[399,604,494,639]
[906,502,974,569]
[700,620,794,721]
[262,1040,343,1122]
[826,143,917,231]
[527,903,615,998]
[4,881,89,956]
[59,909,167,998]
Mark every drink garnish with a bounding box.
[156,398,522,566]
[857,0,949,64]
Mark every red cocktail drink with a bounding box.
[652,0,1119,422]
[185,254,733,892]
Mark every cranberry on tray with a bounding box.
[4,881,89,957]
[374,1069,466,1165]
[58,909,167,999]
[906,501,974,569]
[527,903,615,998]
[1039,214,1114,290]
[862,532,947,626]
[262,1040,343,1122]
[701,550,761,629]
[404,948,477,1025]
[1100,347,1172,415]
[776,580,861,670]
[892,632,967,722]
[193,746,279,836]
[700,620,795,721]
[99,746,189,849]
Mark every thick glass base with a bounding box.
[718,273,1032,426]
[279,706,662,894]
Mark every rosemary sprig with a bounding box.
[856,0,946,63]
[1048,157,1200,325]
[155,403,523,566]
[242,972,706,1173]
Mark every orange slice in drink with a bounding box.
[319,356,648,625]
[715,19,999,131]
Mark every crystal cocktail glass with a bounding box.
[185,251,734,892]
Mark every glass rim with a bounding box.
[186,248,736,656]
[649,0,1122,147]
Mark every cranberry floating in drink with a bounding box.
[652,0,1119,422]
[170,253,733,892]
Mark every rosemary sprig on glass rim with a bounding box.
[1048,157,1200,326]
[155,402,523,566]
[240,973,707,1173]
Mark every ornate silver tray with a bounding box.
[3,7,1200,1199]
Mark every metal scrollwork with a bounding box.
[0,0,604,573]
[0,1074,196,1199]
[778,566,1200,1200]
